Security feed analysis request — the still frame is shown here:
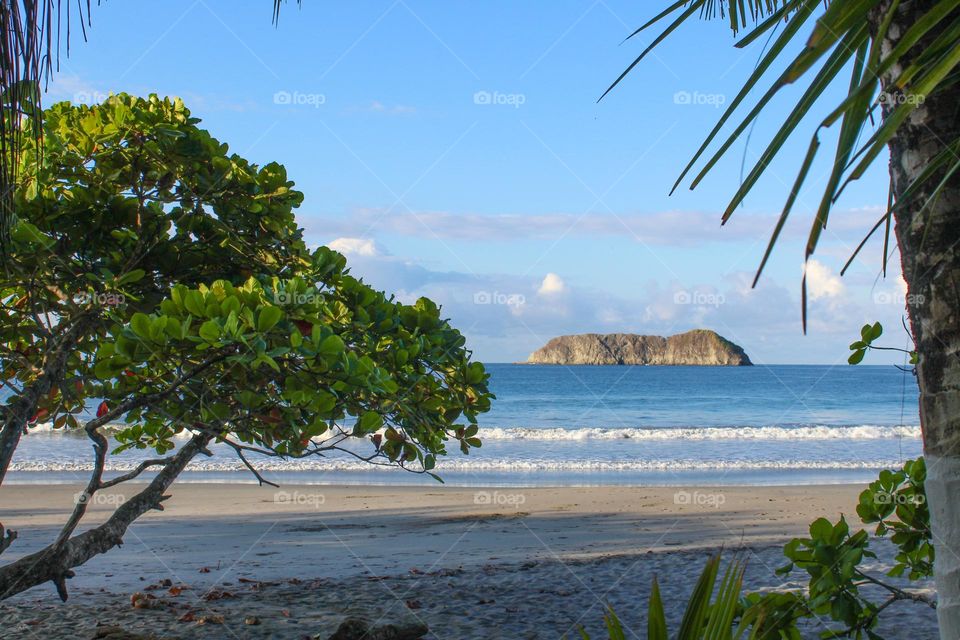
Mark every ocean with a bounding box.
[9,364,921,486]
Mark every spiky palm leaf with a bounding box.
[603,0,960,330]
[575,553,753,640]
[0,1,92,259]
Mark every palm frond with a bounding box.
[606,0,960,331]
[272,0,302,24]
[0,1,92,261]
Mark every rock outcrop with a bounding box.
[525,330,752,366]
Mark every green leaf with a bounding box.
[355,410,383,435]
[10,220,53,247]
[647,577,668,640]
[602,607,626,640]
[117,269,146,285]
[199,320,221,342]
[677,553,721,638]
[257,306,283,332]
[810,517,833,540]
[130,313,152,339]
[319,334,345,357]
[184,291,206,317]
[848,349,866,365]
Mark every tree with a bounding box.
[0,94,492,600]
[604,2,959,637]
[578,459,935,638]
[0,1,298,255]
[0,92,307,510]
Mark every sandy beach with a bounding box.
[0,483,938,639]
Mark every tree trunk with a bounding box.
[878,2,960,637]
[0,434,209,601]
[0,315,94,487]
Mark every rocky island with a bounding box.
[526,329,752,366]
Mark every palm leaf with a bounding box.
[648,576,669,640]
[703,558,747,639]
[607,0,960,330]
[0,1,92,259]
[678,552,722,638]
[603,607,628,640]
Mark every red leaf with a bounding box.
[96,401,109,418]
[294,320,312,335]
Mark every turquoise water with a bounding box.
[10,364,922,486]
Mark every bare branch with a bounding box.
[856,571,937,608]
[98,456,178,489]
[0,433,210,601]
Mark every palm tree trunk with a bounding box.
[879,2,960,636]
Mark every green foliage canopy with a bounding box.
[3,94,491,478]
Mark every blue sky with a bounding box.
[47,0,914,364]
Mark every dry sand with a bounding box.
[0,483,938,639]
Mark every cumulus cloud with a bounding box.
[319,239,908,364]
[805,259,845,299]
[328,237,383,257]
[537,273,566,295]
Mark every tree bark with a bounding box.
[0,314,95,487]
[0,434,209,601]
[876,2,960,637]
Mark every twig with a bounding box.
[99,456,177,489]
[856,571,936,608]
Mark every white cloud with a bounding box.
[45,74,110,105]
[302,207,885,248]
[371,100,416,114]
[345,100,417,115]
[327,237,382,257]
[537,273,566,296]
[315,239,908,364]
[805,259,845,299]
